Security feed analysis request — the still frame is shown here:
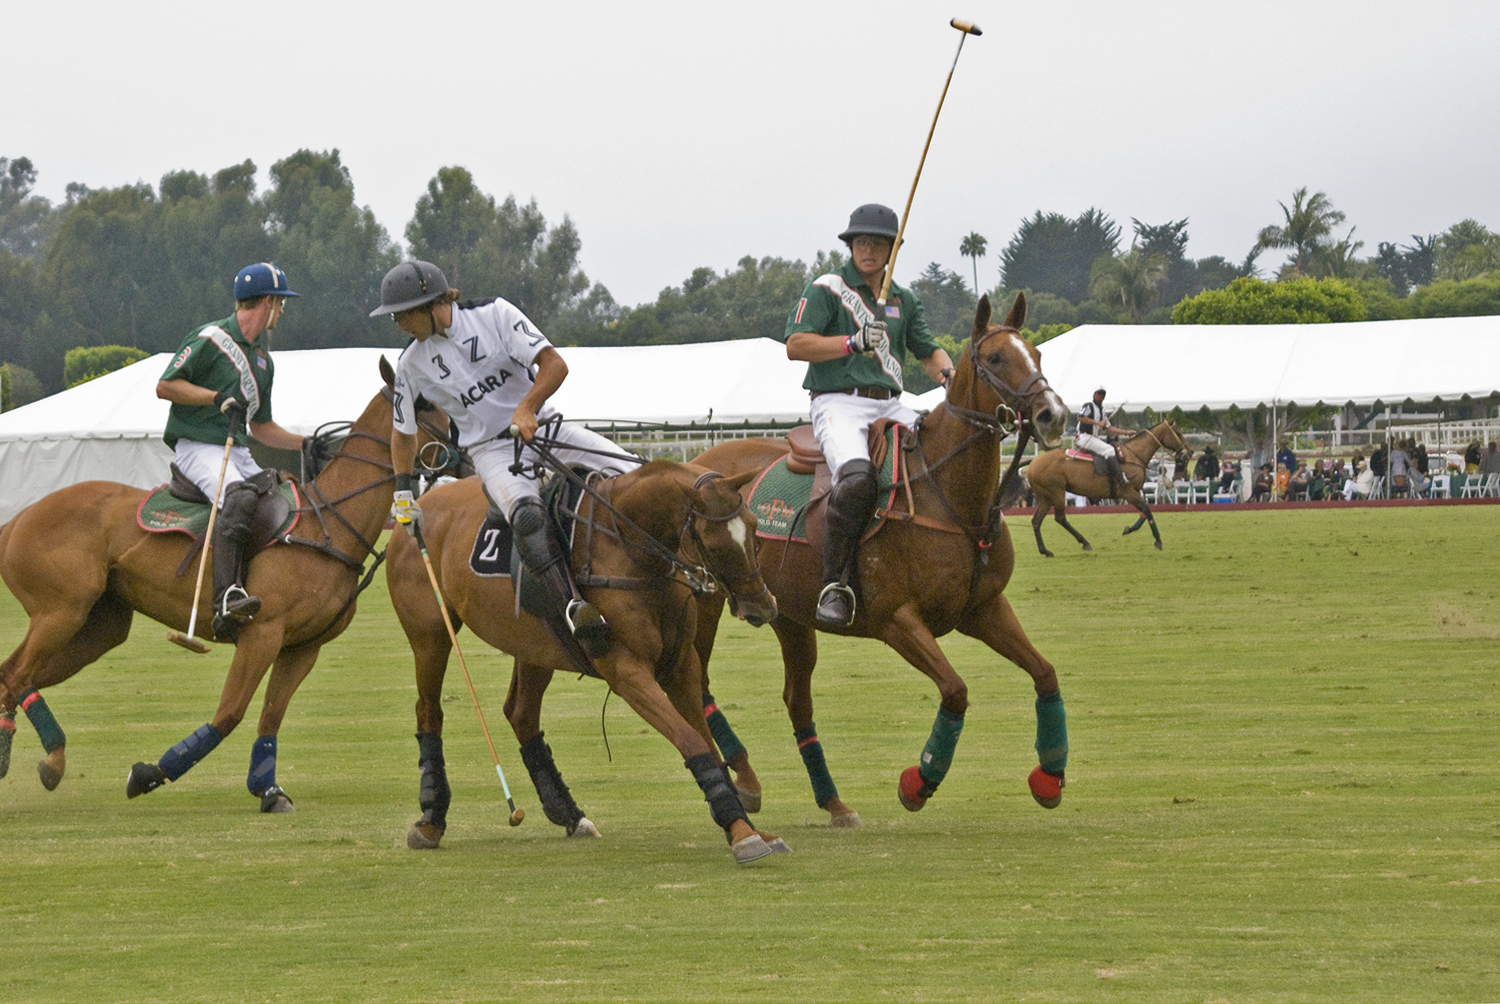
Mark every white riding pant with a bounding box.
[1074,433,1113,458]
[810,391,917,485]
[469,423,641,519]
[173,440,266,506]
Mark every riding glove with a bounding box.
[391,490,424,536]
[213,391,247,435]
[847,319,889,356]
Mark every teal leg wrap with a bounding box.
[21,691,66,753]
[247,735,277,796]
[795,724,839,806]
[158,723,223,781]
[702,691,747,763]
[917,708,965,787]
[1035,690,1068,774]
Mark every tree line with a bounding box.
[3,151,1497,409]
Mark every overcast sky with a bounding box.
[7,0,1498,308]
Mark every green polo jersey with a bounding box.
[159,314,275,449]
[781,259,939,394]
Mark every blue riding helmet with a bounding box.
[234,262,299,300]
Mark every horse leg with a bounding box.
[1030,506,1055,558]
[878,606,970,812]
[608,651,785,863]
[773,620,860,827]
[1,592,133,788]
[241,643,323,813]
[1051,509,1094,552]
[1124,493,1163,549]
[695,594,760,812]
[957,593,1068,809]
[504,659,593,837]
[126,625,284,800]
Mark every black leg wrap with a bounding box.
[518,732,583,829]
[685,752,748,834]
[415,732,451,829]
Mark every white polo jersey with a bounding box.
[391,297,554,445]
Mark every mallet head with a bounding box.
[950,17,982,35]
[509,807,526,826]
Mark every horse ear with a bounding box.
[379,355,395,388]
[972,294,991,337]
[1003,291,1027,331]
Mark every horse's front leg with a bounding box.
[774,620,860,827]
[126,623,284,801]
[879,605,970,813]
[695,594,760,812]
[506,658,595,838]
[606,649,786,865]
[957,592,1068,809]
[242,643,324,814]
[1122,492,1163,549]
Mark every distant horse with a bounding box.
[0,358,451,810]
[384,461,788,864]
[1025,421,1192,557]
[691,293,1073,826]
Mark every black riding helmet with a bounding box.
[838,204,899,243]
[369,260,449,317]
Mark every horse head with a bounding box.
[684,468,778,627]
[952,293,1068,447]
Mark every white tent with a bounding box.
[1037,314,1500,412]
[0,339,932,518]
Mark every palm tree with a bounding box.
[959,231,987,296]
[1089,246,1167,324]
[1253,187,1346,276]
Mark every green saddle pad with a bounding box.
[746,427,901,542]
[136,480,301,538]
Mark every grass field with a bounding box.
[3,505,1497,1003]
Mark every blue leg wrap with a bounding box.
[685,752,747,833]
[917,708,965,787]
[21,691,66,753]
[158,723,223,781]
[247,734,277,796]
[702,691,748,763]
[1035,690,1068,774]
[795,723,839,806]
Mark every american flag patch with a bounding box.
[256,354,267,369]
[794,298,807,324]
[885,304,901,319]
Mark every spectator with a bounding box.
[1370,443,1388,478]
[1218,455,1239,494]
[1343,458,1375,500]
[1251,463,1274,502]
[1276,439,1298,476]
[1465,440,1481,473]
[1288,462,1312,500]
[1308,459,1330,500]
[1481,441,1500,477]
[1413,441,1430,475]
[1389,439,1412,496]
[1194,443,1219,481]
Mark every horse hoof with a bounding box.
[35,746,65,790]
[735,784,762,814]
[1081,543,1093,552]
[407,822,445,849]
[762,834,792,854]
[731,833,775,864]
[830,810,864,829]
[259,786,295,813]
[1154,539,1163,550]
[568,817,600,838]
[126,761,168,798]
[898,765,930,812]
[1028,766,1064,809]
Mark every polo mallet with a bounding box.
[410,521,524,826]
[166,431,235,654]
[878,17,983,308]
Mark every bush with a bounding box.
[63,345,150,387]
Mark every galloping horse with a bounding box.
[1025,421,1192,557]
[692,293,1073,826]
[0,358,450,810]
[385,460,788,864]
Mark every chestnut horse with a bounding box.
[0,358,450,810]
[385,461,788,864]
[1025,421,1192,557]
[692,293,1073,826]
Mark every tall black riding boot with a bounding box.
[816,459,878,629]
[1105,454,1129,497]
[210,481,261,642]
[511,498,609,658]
